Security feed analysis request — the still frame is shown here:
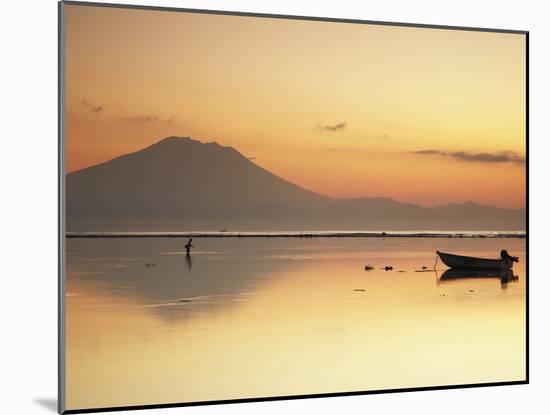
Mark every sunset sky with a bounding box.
[64,4,526,208]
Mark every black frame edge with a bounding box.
[525,31,529,385]
[58,1,67,414]
[62,380,528,414]
[61,0,528,35]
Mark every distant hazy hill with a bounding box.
[318,198,524,231]
[67,136,526,231]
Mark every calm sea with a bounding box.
[65,236,526,410]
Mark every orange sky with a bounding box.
[64,4,526,208]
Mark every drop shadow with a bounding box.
[34,398,57,412]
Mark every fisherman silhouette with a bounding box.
[185,238,194,256]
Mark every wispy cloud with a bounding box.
[120,115,174,124]
[316,122,346,132]
[81,99,103,113]
[410,149,525,165]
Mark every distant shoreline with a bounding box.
[66,231,526,239]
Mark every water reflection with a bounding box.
[66,238,310,322]
[65,237,526,411]
[438,268,519,288]
[185,253,192,271]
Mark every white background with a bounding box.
[1,0,547,414]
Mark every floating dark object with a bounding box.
[383,266,393,271]
[468,289,475,292]
[364,265,374,271]
[436,251,517,270]
[145,263,156,267]
[353,289,366,292]
[421,266,428,270]
[179,299,192,303]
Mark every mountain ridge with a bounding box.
[67,136,526,232]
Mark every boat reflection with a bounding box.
[438,268,518,287]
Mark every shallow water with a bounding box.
[65,237,526,410]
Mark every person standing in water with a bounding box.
[185,238,194,256]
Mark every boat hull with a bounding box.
[436,251,513,270]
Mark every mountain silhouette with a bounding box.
[67,136,525,231]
